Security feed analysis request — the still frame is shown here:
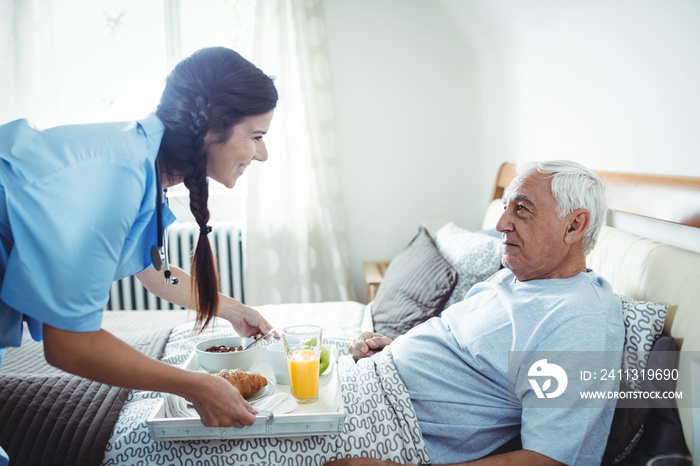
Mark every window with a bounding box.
[23,0,258,221]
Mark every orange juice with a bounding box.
[288,349,320,403]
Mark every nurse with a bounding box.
[0,46,278,441]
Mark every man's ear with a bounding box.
[564,209,590,245]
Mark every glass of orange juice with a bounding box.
[282,325,322,403]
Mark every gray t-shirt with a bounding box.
[391,268,624,465]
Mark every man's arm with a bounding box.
[455,449,564,466]
[323,449,564,466]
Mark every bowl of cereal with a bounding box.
[195,336,257,372]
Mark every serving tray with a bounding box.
[146,344,344,441]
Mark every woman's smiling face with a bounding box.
[204,110,274,188]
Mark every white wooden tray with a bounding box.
[147,344,344,441]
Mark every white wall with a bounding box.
[323,0,484,300]
[505,0,700,176]
[323,0,700,300]
[439,0,700,176]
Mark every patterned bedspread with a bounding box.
[102,319,429,466]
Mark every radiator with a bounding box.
[106,221,245,310]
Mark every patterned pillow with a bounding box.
[435,223,503,308]
[603,295,669,464]
[618,295,669,391]
[371,227,457,339]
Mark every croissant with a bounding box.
[216,369,268,398]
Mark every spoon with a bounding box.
[243,328,277,351]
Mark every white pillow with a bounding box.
[435,222,503,308]
[482,199,504,230]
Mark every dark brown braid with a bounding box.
[155,47,278,331]
[184,126,219,330]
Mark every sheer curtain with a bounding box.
[244,0,355,305]
[0,0,59,125]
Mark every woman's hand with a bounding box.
[137,267,275,339]
[220,302,275,340]
[349,332,393,360]
[186,372,257,427]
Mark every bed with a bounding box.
[1,162,698,466]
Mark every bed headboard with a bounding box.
[488,162,700,455]
[490,162,700,229]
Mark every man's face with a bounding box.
[496,170,574,281]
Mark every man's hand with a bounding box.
[349,332,393,360]
[325,459,403,466]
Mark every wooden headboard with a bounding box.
[490,162,700,229]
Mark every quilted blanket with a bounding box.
[102,319,430,466]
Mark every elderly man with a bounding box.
[327,160,624,466]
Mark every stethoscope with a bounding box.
[149,159,179,285]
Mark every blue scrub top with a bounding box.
[0,114,176,348]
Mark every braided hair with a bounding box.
[155,47,278,330]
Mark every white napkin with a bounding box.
[251,392,298,414]
[163,393,193,418]
[163,392,298,419]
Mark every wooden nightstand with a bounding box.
[362,260,390,302]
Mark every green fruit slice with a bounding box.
[304,337,318,348]
[319,346,330,374]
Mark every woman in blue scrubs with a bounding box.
[0,47,278,436]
